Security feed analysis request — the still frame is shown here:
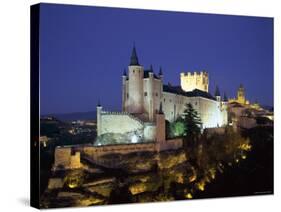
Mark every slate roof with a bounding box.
[163,84,216,100]
[143,70,160,79]
[130,46,139,66]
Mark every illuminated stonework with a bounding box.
[229,84,250,105]
[180,71,209,92]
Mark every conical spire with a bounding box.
[223,92,228,102]
[214,85,220,96]
[123,68,127,76]
[129,44,139,66]
[97,99,101,107]
[159,66,163,76]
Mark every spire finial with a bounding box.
[129,43,139,66]
[97,99,101,107]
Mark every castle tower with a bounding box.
[156,103,165,142]
[180,71,209,92]
[96,101,102,136]
[223,92,228,103]
[237,84,246,104]
[147,65,155,121]
[214,85,221,102]
[126,45,144,114]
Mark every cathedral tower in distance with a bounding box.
[237,84,246,104]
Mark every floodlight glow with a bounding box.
[131,134,138,143]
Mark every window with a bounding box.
[155,92,158,97]
[127,93,129,98]
[144,92,147,96]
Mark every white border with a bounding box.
[0,0,280,211]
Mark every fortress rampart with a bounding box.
[53,138,183,169]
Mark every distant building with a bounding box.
[229,84,250,105]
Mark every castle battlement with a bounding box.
[181,71,208,77]
[180,71,209,92]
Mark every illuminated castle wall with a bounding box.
[180,71,209,92]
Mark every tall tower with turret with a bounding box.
[214,85,221,102]
[123,45,144,114]
[237,84,246,104]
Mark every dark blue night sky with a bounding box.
[39,3,273,115]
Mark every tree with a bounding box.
[182,103,202,140]
[181,103,202,153]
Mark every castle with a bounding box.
[54,46,229,169]
[96,46,228,145]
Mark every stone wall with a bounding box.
[99,111,144,135]
[162,92,228,128]
[53,138,184,169]
[54,147,82,170]
[155,138,183,152]
[82,143,156,162]
[143,123,156,141]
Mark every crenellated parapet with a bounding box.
[180,71,209,92]
[180,71,208,76]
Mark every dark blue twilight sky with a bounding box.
[39,3,273,115]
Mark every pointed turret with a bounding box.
[214,85,221,102]
[159,66,163,76]
[214,85,220,97]
[97,99,101,107]
[130,45,139,66]
[223,92,228,102]
[123,68,127,76]
[239,83,244,89]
